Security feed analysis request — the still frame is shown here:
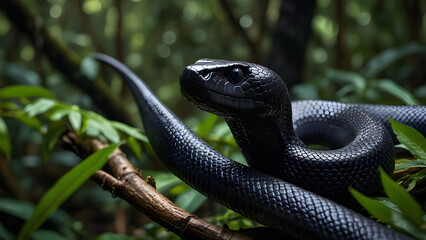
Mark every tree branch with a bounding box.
[61,131,283,240]
[0,0,135,125]
[0,154,28,200]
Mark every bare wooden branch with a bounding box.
[61,131,280,240]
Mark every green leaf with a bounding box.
[42,121,66,162]
[68,109,82,131]
[195,114,219,138]
[174,188,207,213]
[395,160,426,171]
[349,187,393,223]
[48,108,70,121]
[85,113,120,143]
[374,80,419,105]
[125,136,142,160]
[325,69,366,96]
[390,119,426,160]
[0,86,55,99]
[80,56,99,81]
[143,171,182,194]
[96,233,137,240]
[362,42,426,77]
[24,99,56,117]
[0,118,11,160]
[7,111,42,132]
[351,187,426,239]
[17,143,120,240]
[406,168,426,191]
[111,121,148,143]
[379,168,424,225]
[0,222,14,240]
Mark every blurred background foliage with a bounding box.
[0,0,425,239]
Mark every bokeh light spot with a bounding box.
[49,4,62,19]
[162,30,176,45]
[157,44,171,58]
[83,0,102,15]
[21,46,35,61]
[239,14,253,29]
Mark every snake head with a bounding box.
[180,59,290,118]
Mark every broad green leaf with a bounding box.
[24,99,56,117]
[374,80,419,105]
[379,168,424,225]
[406,168,426,191]
[17,143,120,240]
[111,121,148,143]
[350,188,426,239]
[125,136,142,160]
[325,69,366,96]
[169,184,190,195]
[6,111,42,132]
[390,119,426,160]
[195,114,219,138]
[48,108,70,121]
[0,222,14,240]
[174,188,207,213]
[395,160,426,171]
[68,109,82,131]
[80,56,99,81]
[362,43,426,77]
[0,118,11,160]
[349,187,393,222]
[143,171,182,194]
[42,121,66,162]
[85,113,120,143]
[395,144,409,151]
[0,86,54,99]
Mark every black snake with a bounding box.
[94,54,425,239]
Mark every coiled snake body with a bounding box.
[94,54,425,240]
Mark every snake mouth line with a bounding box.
[187,81,264,111]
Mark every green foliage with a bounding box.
[350,120,426,239]
[213,210,260,230]
[0,117,11,160]
[17,143,120,240]
[1,1,425,239]
[349,169,426,239]
[293,42,425,105]
[0,85,55,99]
[0,85,149,161]
[362,43,426,78]
[390,119,426,161]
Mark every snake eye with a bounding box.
[230,68,244,83]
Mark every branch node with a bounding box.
[145,176,156,188]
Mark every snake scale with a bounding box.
[94,53,425,240]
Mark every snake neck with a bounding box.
[225,113,298,177]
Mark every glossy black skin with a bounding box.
[94,54,413,240]
[181,59,426,202]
